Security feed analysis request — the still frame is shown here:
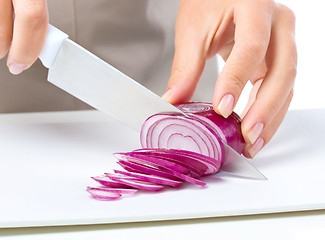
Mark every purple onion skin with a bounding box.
[176,102,245,154]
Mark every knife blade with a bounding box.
[221,141,267,180]
[39,25,266,180]
[39,25,184,132]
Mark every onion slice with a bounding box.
[91,175,134,188]
[112,178,164,191]
[114,152,190,174]
[114,169,183,187]
[87,187,137,194]
[86,188,122,200]
[130,149,204,177]
[117,159,180,181]
[118,158,206,187]
[104,172,139,181]
[132,148,220,176]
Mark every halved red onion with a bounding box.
[176,102,245,154]
[140,113,225,164]
[86,188,122,200]
[114,169,183,187]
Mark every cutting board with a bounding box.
[0,109,324,228]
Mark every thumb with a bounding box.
[162,35,206,104]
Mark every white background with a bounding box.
[229,0,325,113]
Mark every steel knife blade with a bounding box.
[39,25,184,132]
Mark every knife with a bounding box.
[39,24,266,180]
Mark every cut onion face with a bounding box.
[88,102,245,201]
[176,102,245,155]
[140,113,225,164]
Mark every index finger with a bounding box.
[0,0,13,59]
[213,1,273,118]
[7,0,48,74]
[241,5,297,146]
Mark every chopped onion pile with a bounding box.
[87,102,244,201]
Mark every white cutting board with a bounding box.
[0,109,324,228]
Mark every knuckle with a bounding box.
[283,6,296,22]
[255,94,278,117]
[228,71,246,92]
[265,102,278,117]
[242,40,268,59]
[22,1,47,23]
[0,29,11,58]
[278,4,296,23]
[246,40,266,56]
[287,61,297,80]
[171,65,185,78]
[288,88,294,101]
[0,29,10,44]
[259,0,276,11]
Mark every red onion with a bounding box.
[87,102,245,200]
[176,102,245,154]
[140,102,244,165]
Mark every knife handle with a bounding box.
[39,24,68,69]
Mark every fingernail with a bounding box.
[162,89,173,102]
[8,63,27,75]
[248,137,264,158]
[247,122,264,144]
[217,94,234,118]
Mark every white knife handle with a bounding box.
[39,24,68,69]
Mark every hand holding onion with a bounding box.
[162,0,297,158]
